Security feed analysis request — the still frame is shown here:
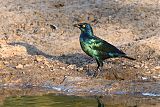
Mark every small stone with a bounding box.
[50,24,58,30]
[21,71,25,74]
[145,71,151,74]
[122,63,125,66]
[141,64,145,67]
[122,66,126,68]
[24,64,32,67]
[79,67,83,71]
[44,60,50,66]
[60,66,65,70]
[40,66,44,69]
[153,76,159,79]
[35,56,44,62]
[50,67,56,71]
[108,15,112,21]
[144,66,148,69]
[16,64,23,69]
[141,77,148,80]
[134,64,140,68]
[67,65,76,70]
[3,61,9,65]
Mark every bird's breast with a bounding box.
[80,40,98,58]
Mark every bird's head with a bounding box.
[74,23,93,35]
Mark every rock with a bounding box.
[67,65,76,70]
[15,64,24,69]
[153,76,160,79]
[50,24,58,30]
[44,60,50,66]
[141,77,148,80]
[145,71,151,74]
[3,61,9,65]
[134,64,140,68]
[35,56,45,62]
[144,66,148,69]
[40,66,44,69]
[54,3,64,8]
[79,67,83,71]
[60,66,65,70]
[24,64,32,67]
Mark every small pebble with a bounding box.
[40,66,44,69]
[141,77,148,80]
[50,24,58,30]
[16,64,23,69]
[145,71,151,74]
[35,56,44,62]
[79,67,83,71]
[144,66,148,69]
[60,66,65,70]
[134,64,140,68]
[67,65,76,70]
[3,61,9,65]
[153,76,159,79]
[24,64,32,67]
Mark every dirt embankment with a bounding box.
[0,0,160,95]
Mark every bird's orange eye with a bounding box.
[82,25,86,28]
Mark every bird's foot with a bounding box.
[84,65,95,77]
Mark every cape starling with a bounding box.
[74,23,135,77]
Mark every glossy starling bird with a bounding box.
[74,23,135,77]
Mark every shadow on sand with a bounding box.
[9,42,94,67]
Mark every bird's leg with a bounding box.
[97,61,103,76]
[93,59,103,77]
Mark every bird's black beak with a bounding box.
[73,24,80,28]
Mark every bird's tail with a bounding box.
[123,56,136,60]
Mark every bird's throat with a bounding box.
[81,30,94,37]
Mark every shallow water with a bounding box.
[1,94,97,107]
[1,92,160,107]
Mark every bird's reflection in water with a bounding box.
[96,96,105,107]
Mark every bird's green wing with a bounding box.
[87,36,125,56]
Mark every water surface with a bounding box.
[1,92,160,107]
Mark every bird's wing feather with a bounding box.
[87,36,126,56]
